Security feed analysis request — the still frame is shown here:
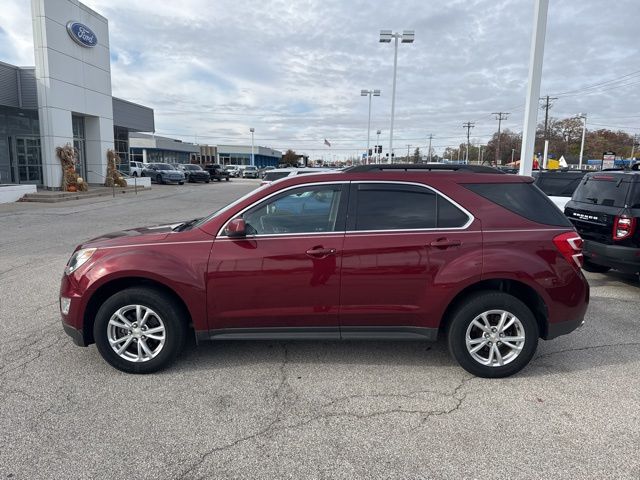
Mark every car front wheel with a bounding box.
[93,287,187,373]
[447,291,538,378]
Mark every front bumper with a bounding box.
[62,320,87,347]
[583,240,640,273]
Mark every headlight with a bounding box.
[65,248,96,275]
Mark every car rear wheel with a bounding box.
[93,287,187,373]
[178,181,184,185]
[447,291,539,378]
[156,174,163,185]
[582,259,611,273]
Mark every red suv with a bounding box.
[60,164,589,378]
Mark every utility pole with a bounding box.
[463,122,475,163]
[406,144,412,162]
[427,134,433,162]
[492,112,509,165]
[540,95,558,140]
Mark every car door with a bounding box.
[206,182,348,337]
[339,181,481,337]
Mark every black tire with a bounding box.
[156,174,163,185]
[205,179,210,183]
[132,172,138,177]
[225,177,229,181]
[582,259,611,273]
[447,291,539,378]
[93,287,187,374]
[178,181,184,185]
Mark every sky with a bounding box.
[1,0,639,159]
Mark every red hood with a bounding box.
[82,222,184,249]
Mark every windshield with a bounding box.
[572,175,632,207]
[192,185,268,228]
[263,171,290,182]
[184,165,201,170]
[153,163,173,170]
[245,166,257,170]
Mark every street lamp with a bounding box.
[249,127,255,167]
[577,113,587,169]
[376,129,381,163]
[361,89,381,164]
[380,29,415,163]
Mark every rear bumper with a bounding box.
[583,240,640,273]
[545,318,584,340]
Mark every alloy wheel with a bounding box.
[107,304,166,362]
[465,309,525,367]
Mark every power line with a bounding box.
[540,95,558,140]
[551,68,640,97]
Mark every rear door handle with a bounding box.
[429,238,462,249]
[306,247,337,258]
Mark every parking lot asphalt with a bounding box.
[1,180,639,480]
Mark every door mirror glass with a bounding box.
[225,218,246,237]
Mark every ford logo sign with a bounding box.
[66,21,97,48]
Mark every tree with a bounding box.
[484,129,521,164]
[413,147,421,163]
[282,149,299,166]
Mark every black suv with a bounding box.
[204,164,230,181]
[565,166,640,274]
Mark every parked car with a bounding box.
[224,165,241,177]
[176,164,210,183]
[60,164,588,378]
[142,163,185,184]
[532,169,589,210]
[242,166,259,178]
[129,161,144,177]
[565,166,640,274]
[259,166,275,178]
[260,167,333,185]
[204,164,230,181]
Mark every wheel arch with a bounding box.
[439,278,549,338]
[83,277,193,345]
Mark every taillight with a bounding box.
[553,232,584,268]
[613,215,636,241]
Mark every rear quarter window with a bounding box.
[464,182,571,227]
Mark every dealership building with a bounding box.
[0,0,284,189]
[0,0,154,188]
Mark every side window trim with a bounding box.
[217,182,350,238]
[346,181,473,233]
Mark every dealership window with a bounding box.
[72,115,87,179]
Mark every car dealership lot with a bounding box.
[0,181,639,479]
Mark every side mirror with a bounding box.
[225,218,246,238]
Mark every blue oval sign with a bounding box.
[66,21,97,48]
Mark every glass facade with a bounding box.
[218,153,279,167]
[114,126,129,173]
[130,148,191,165]
[0,106,41,184]
[72,115,87,179]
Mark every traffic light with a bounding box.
[368,149,373,156]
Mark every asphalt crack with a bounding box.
[533,341,640,361]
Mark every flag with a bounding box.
[324,139,331,147]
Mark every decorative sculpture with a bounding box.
[56,143,88,192]
[105,149,127,188]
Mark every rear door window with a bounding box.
[572,174,632,207]
[350,183,470,231]
[464,182,571,226]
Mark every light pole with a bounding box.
[249,127,255,167]
[380,29,415,163]
[578,113,587,168]
[361,89,381,164]
[376,129,381,163]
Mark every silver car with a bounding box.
[142,163,185,184]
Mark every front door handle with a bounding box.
[306,246,337,258]
[429,238,462,249]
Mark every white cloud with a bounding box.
[1,0,639,158]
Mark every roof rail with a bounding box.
[343,163,505,174]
